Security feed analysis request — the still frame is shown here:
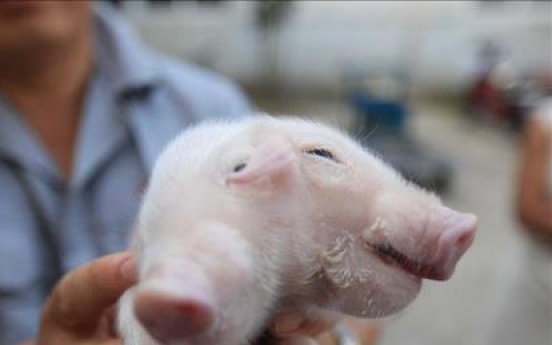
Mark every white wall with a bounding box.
[123,1,552,96]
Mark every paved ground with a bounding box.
[253,95,529,345]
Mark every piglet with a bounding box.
[118,115,476,345]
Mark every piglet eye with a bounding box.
[305,148,335,160]
[233,162,247,173]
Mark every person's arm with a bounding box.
[516,116,552,243]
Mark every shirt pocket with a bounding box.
[0,219,43,295]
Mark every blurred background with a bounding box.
[121,1,550,344]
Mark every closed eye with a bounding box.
[305,148,337,161]
[233,162,247,173]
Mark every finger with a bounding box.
[102,340,124,345]
[40,251,137,334]
[336,318,381,345]
[272,336,319,345]
[269,311,337,338]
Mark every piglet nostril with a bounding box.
[134,264,216,343]
[425,210,477,281]
[456,231,473,248]
[441,213,477,249]
[135,289,214,343]
[456,224,476,248]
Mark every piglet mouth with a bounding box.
[365,211,477,281]
[369,242,435,279]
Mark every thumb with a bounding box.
[39,251,137,337]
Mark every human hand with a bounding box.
[262,311,337,345]
[315,318,381,345]
[30,250,375,345]
[266,313,380,345]
[36,251,137,345]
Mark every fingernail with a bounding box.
[119,255,137,281]
[282,337,319,345]
[272,314,305,335]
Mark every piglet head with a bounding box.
[129,124,305,345]
[284,119,477,318]
[132,222,255,345]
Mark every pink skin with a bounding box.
[117,116,477,345]
[426,209,477,280]
[134,265,216,343]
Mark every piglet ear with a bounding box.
[227,135,297,186]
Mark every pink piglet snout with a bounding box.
[425,208,477,281]
[133,264,216,344]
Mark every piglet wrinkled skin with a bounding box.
[118,115,476,345]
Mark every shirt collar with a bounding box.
[0,3,162,182]
[93,2,162,96]
[0,99,59,182]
